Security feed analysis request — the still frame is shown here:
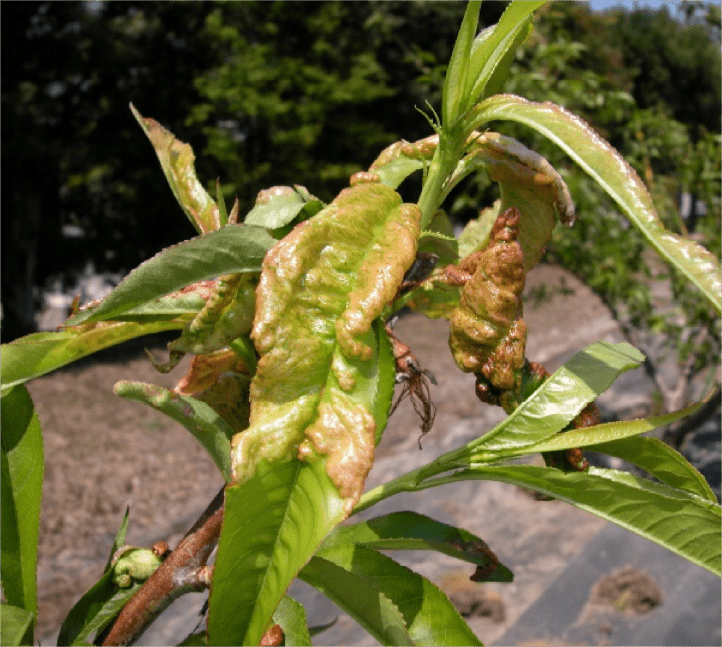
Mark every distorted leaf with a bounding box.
[448,207,527,388]
[131,103,220,234]
[469,95,721,312]
[232,182,420,510]
[272,596,311,647]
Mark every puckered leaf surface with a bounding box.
[212,183,418,645]
[469,94,722,312]
[232,182,420,507]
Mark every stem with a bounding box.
[417,127,468,229]
[101,487,226,646]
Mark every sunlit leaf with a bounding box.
[0,318,191,395]
[471,341,644,452]
[113,381,233,482]
[469,95,722,312]
[0,605,34,647]
[466,1,544,106]
[452,464,721,575]
[311,543,482,646]
[443,1,480,126]
[66,224,274,326]
[592,436,717,503]
[272,596,311,647]
[1,386,43,645]
[208,459,346,646]
[327,511,512,582]
[299,554,414,646]
[244,185,323,230]
[131,103,220,234]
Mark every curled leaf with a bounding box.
[232,182,420,511]
[447,207,527,389]
[131,103,220,234]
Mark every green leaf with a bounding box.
[272,596,312,647]
[1,386,43,640]
[113,381,233,482]
[471,341,644,452]
[1,604,34,647]
[373,319,396,445]
[593,436,718,504]
[104,507,130,571]
[131,103,219,234]
[329,511,512,582]
[58,509,133,646]
[207,459,347,646]
[299,554,414,646]
[310,543,482,646]
[452,464,721,575]
[212,184,420,645]
[66,224,275,326]
[368,136,438,189]
[245,186,322,230]
[443,1,480,126]
[466,2,544,107]
[0,318,191,395]
[469,95,722,312]
[58,574,142,646]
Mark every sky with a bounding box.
[589,0,680,11]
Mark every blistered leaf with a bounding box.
[212,183,419,645]
[454,464,721,575]
[1,386,43,643]
[469,95,722,312]
[448,207,527,388]
[114,381,234,482]
[233,182,420,509]
[450,131,575,271]
[0,318,191,395]
[66,224,274,326]
[168,273,257,358]
[131,103,219,234]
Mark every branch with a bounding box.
[101,487,226,646]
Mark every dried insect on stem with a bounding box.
[386,324,437,448]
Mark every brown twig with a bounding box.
[101,487,226,646]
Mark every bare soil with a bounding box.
[27,264,640,644]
